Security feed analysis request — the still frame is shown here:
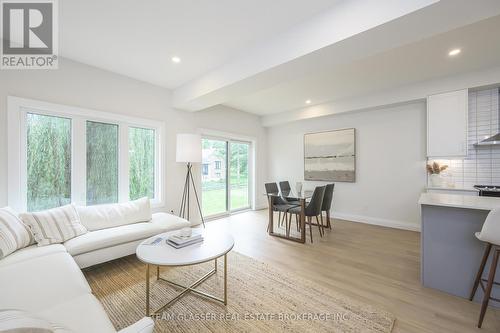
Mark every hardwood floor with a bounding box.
[205,209,500,333]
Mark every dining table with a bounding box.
[266,190,313,243]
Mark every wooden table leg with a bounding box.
[300,199,306,243]
[285,212,289,237]
[268,196,274,234]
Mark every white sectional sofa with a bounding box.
[0,200,191,333]
[68,212,190,269]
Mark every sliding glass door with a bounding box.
[202,138,250,217]
[229,141,249,211]
[201,139,227,217]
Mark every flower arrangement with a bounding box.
[426,161,448,175]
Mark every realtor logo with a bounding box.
[1,0,58,69]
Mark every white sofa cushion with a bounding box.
[76,197,151,231]
[0,244,66,268]
[118,317,154,333]
[65,212,190,256]
[20,205,88,246]
[72,239,145,269]
[0,204,172,333]
[0,252,91,313]
[0,207,34,259]
[38,294,116,333]
[0,309,54,332]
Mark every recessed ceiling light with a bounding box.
[448,49,461,57]
[305,99,311,104]
[171,56,181,63]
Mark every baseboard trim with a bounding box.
[254,204,268,211]
[332,212,421,232]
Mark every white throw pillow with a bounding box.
[20,205,88,246]
[0,207,34,259]
[76,197,152,231]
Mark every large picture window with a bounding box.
[129,127,155,201]
[86,121,119,205]
[8,97,165,212]
[26,113,72,211]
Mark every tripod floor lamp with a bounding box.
[176,133,205,227]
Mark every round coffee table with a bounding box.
[136,229,234,316]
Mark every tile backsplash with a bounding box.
[430,88,500,188]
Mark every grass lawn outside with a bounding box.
[202,186,249,217]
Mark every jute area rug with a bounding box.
[84,252,395,332]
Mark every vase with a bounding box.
[430,174,443,187]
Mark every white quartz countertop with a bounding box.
[426,186,478,192]
[419,192,500,210]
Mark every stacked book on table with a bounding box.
[166,230,203,249]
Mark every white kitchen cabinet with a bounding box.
[427,89,468,157]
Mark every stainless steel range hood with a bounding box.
[474,88,500,147]
[475,133,500,146]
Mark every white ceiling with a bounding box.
[60,0,338,89]
[226,14,500,115]
[58,0,500,120]
[172,0,441,111]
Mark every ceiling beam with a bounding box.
[172,0,439,111]
[261,65,500,127]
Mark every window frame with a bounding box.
[85,120,120,206]
[8,96,165,212]
[25,112,73,212]
[128,126,157,201]
[200,131,255,219]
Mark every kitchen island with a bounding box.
[419,193,500,305]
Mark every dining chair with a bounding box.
[320,183,335,230]
[288,186,326,243]
[265,182,297,232]
[279,181,300,205]
[469,208,500,328]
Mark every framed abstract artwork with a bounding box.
[304,128,356,182]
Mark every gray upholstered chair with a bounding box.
[289,186,326,243]
[278,181,291,191]
[279,181,300,205]
[265,182,298,231]
[320,183,335,230]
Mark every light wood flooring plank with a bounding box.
[204,210,500,333]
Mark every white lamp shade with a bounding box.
[176,133,202,163]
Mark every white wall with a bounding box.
[267,102,427,231]
[0,58,268,222]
